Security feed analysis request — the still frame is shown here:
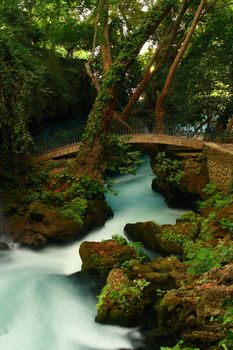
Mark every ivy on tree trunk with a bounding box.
[76,0,174,178]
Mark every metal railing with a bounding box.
[32,120,233,156]
[32,127,84,155]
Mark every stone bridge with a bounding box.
[35,134,206,161]
[34,132,233,193]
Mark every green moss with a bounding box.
[61,197,88,225]
[111,235,149,262]
[97,277,150,312]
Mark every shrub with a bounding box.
[199,183,233,210]
[61,197,88,225]
[183,241,233,276]
[219,217,233,234]
[154,152,184,186]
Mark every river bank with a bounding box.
[0,156,185,350]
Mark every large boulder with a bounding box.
[8,198,113,249]
[125,220,199,255]
[83,199,113,230]
[124,221,161,251]
[96,268,150,327]
[8,202,82,246]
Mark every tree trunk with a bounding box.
[100,0,113,74]
[76,0,173,178]
[155,0,206,134]
[194,116,213,135]
[226,115,233,133]
[120,0,189,122]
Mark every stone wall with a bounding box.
[204,144,233,193]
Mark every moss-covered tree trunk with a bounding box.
[76,0,174,179]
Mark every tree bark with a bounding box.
[155,0,206,134]
[226,115,233,133]
[100,0,113,74]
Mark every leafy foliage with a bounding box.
[219,217,233,234]
[199,183,233,210]
[155,1,233,133]
[111,234,149,262]
[183,241,233,276]
[219,330,233,350]
[105,136,142,175]
[160,339,200,350]
[0,0,94,157]
[0,28,46,154]
[96,277,150,312]
[61,197,88,225]
[154,152,184,186]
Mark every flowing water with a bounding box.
[0,156,185,350]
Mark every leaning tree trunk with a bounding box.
[155,0,206,134]
[120,0,189,122]
[76,0,173,179]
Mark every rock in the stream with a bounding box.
[96,268,150,327]
[8,198,113,249]
[124,220,199,255]
[0,241,10,251]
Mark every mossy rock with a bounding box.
[145,262,233,348]
[0,242,10,251]
[176,211,203,225]
[19,232,47,249]
[7,202,82,245]
[83,199,113,230]
[28,201,49,222]
[124,221,162,251]
[96,268,150,327]
[79,239,138,272]
[156,222,199,255]
[125,221,199,255]
[7,197,113,249]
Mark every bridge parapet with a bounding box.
[123,134,205,149]
[32,120,233,158]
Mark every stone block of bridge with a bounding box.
[204,143,233,193]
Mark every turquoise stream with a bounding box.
[0,156,184,350]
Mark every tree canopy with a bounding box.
[0,0,232,161]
